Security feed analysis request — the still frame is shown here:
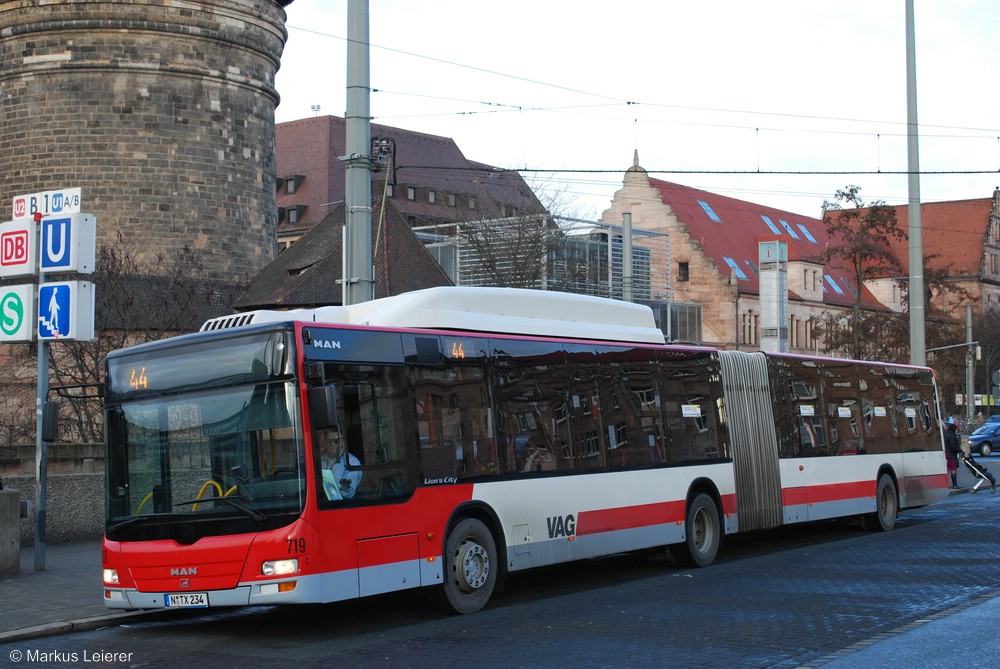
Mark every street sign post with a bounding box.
[9,187,94,572]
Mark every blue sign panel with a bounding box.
[40,216,73,272]
[50,191,69,214]
[38,213,96,274]
[38,283,72,339]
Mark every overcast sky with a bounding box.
[274,1,999,220]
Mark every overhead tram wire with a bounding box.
[284,25,999,215]
[288,25,629,105]
[371,88,999,141]
[520,168,1000,176]
[287,24,999,140]
[386,164,1000,177]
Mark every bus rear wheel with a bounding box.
[670,493,721,568]
[435,517,498,614]
[865,473,898,532]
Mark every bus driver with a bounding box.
[319,429,362,500]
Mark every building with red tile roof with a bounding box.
[600,154,898,352]
[275,115,545,248]
[837,193,1000,318]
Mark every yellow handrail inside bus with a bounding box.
[270,430,277,476]
[135,491,153,515]
[224,485,237,496]
[192,480,224,511]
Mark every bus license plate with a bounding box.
[165,592,208,608]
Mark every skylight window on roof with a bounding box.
[745,260,760,276]
[760,215,782,235]
[797,223,818,244]
[724,256,748,280]
[824,275,845,295]
[698,200,722,223]
[839,276,858,296]
[778,219,800,240]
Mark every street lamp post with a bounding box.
[927,340,978,424]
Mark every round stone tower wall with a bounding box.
[0,0,290,281]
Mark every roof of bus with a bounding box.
[202,286,667,345]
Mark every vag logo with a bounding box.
[546,514,576,538]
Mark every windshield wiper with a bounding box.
[174,495,265,522]
[107,515,158,533]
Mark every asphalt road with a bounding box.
[2,482,998,669]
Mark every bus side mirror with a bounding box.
[41,401,59,443]
[308,385,339,430]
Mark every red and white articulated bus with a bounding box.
[101,287,949,614]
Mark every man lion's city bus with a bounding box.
[100,287,949,614]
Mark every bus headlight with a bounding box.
[103,568,119,585]
[261,558,299,576]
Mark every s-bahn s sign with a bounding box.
[0,284,36,342]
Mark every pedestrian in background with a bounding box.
[945,421,962,489]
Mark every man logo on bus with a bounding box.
[312,339,342,349]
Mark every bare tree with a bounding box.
[817,309,909,363]
[895,252,974,320]
[821,186,908,360]
[0,238,242,444]
[457,214,561,288]
[972,308,1000,411]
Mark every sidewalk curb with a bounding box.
[0,611,154,644]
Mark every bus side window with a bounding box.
[656,351,726,463]
[493,340,565,475]
[312,366,417,503]
[596,346,662,470]
[413,366,497,481]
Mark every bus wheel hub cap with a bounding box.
[457,541,489,590]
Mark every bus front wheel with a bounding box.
[436,517,498,614]
[670,493,721,568]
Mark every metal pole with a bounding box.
[343,0,373,305]
[622,212,633,302]
[966,304,975,424]
[905,0,926,365]
[33,265,47,571]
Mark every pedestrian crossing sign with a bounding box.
[37,281,95,341]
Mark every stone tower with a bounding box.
[0,0,294,282]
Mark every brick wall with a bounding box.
[0,0,289,281]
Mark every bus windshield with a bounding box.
[104,329,305,543]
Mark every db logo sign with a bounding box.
[1,229,29,267]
